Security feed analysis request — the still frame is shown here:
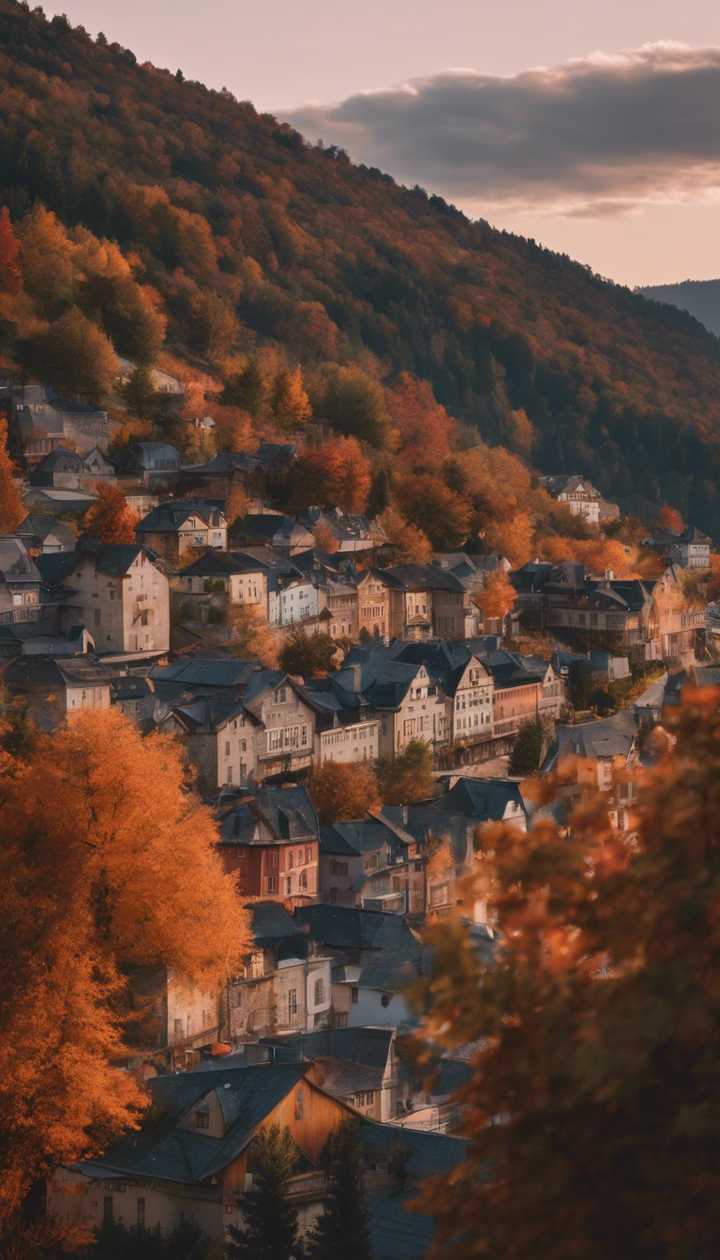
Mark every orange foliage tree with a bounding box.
[476,569,516,621]
[0,207,22,295]
[376,740,435,806]
[379,506,432,564]
[313,519,340,554]
[0,710,248,1236]
[388,373,454,473]
[294,437,371,513]
[309,760,381,824]
[484,511,533,567]
[657,503,686,534]
[82,483,139,543]
[396,476,471,551]
[0,421,24,534]
[418,692,720,1259]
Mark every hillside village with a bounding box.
[1,355,718,1256]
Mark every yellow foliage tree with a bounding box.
[379,506,432,563]
[274,366,312,432]
[0,421,24,534]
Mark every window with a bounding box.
[314,977,326,1006]
[288,989,298,1017]
[173,1018,183,1041]
[295,1087,304,1120]
[274,687,288,704]
[305,846,312,864]
[380,993,391,1008]
[286,877,292,894]
[299,870,307,891]
[351,986,359,1004]
[288,850,295,869]
[194,1109,209,1130]
[103,1197,113,1225]
[225,740,231,756]
[137,1198,145,1229]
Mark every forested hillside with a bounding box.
[638,279,720,338]
[3,0,720,531]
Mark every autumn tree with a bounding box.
[273,366,311,432]
[279,628,338,677]
[226,604,279,667]
[225,483,250,527]
[310,760,381,824]
[19,307,118,405]
[227,1126,303,1260]
[293,437,372,514]
[396,476,471,551]
[307,1121,373,1260]
[376,739,434,806]
[418,691,720,1260]
[379,505,432,564]
[508,716,544,776]
[657,503,685,534]
[191,291,238,361]
[122,365,157,417]
[0,710,248,1239]
[0,420,24,534]
[317,365,388,448]
[313,519,340,554]
[475,569,516,623]
[483,510,533,568]
[388,373,454,472]
[82,484,139,544]
[0,207,22,295]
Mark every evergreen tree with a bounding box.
[508,716,544,776]
[227,1126,302,1260]
[307,1122,373,1260]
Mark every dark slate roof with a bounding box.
[3,654,113,690]
[30,446,85,481]
[138,499,225,532]
[0,537,41,583]
[134,441,181,470]
[219,785,319,847]
[179,550,266,578]
[262,1027,394,1071]
[320,819,402,858]
[294,904,415,953]
[164,694,249,733]
[72,1064,308,1185]
[17,514,75,549]
[249,900,303,946]
[381,563,465,593]
[382,778,526,864]
[361,1119,466,1181]
[150,657,260,693]
[544,710,638,769]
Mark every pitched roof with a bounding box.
[179,550,266,578]
[263,1026,394,1071]
[219,785,319,847]
[545,710,638,767]
[138,499,225,533]
[0,536,41,584]
[293,903,413,952]
[72,1064,309,1185]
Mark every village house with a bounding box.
[136,499,227,564]
[356,570,394,640]
[477,648,565,740]
[16,514,75,555]
[13,382,110,461]
[540,709,639,831]
[294,904,429,1030]
[646,524,712,570]
[325,656,449,757]
[217,785,320,905]
[315,575,359,639]
[299,671,381,766]
[29,446,114,491]
[2,654,112,728]
[318,814,422,914]
[536,562,703,662]
[146,695,259,793]
[225,902,332,1040]
[231,513,315,555]
[540,474,602,526]
[0,536,42,624]
[48,1059,462,1258]
[301,507,386,556]
[121,441,182,488]
[372,640,495,750]
[263,1026,405,1124]
[37,539,170,656]
[173,550,269,620]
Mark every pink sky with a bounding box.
[41,0,720,286]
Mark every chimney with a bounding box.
[350,663,362,693]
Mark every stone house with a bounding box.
[317,576,358,639]
[356,570,394,640]
[540,474,601,526]
[137,499,227,564]
[146,696,259,793]
[0,536,42,624]
[318,815,421,914]
[38,540,170,655]
[646,524,712,570]
[379,641,495,747]
[2,654,112,729]
[225,903,332,1040]
[217,785,320,905]
[173,551,268,621]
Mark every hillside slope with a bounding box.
[637,280,720,338]
[3,1,720,530]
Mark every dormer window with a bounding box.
[193,1107,209,1130]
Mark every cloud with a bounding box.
[280,44,720,216]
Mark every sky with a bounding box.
[41,0,720,287]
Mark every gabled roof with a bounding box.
[3,654,113,690]
[134,441,181,469]
[320,819,406,858]
[249,900,304,947]
[294,903,414,952]
[179,550,266,578]
[219,785,319,847]
[138,499,225,533]
[72,1064,311,1185]
[263,1026,394,1071]
[544,710,638,768]
[0,536,41,584]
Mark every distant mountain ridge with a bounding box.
[4,0,720,530]
[637,280,720,338]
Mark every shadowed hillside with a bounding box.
[638,279,720,338]
[3,0,720,529]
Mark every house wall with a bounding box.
[253,686,315,779]
[67,551,169,653]
[186,714,256,793]
[357,575,391,640]
[451,662,494,744]
[47,1168,222,1242]
[377,666,447,757]
[345,985,413,1028]
[316,720,380,765]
